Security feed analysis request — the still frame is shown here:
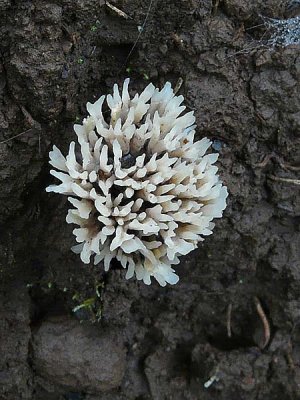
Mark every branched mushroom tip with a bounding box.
[46,79,228,286]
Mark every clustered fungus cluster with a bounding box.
[46,79,228,286]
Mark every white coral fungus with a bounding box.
[46,79,228,286]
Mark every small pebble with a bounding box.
[212,139,223,151]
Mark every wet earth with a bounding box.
[0,1,300,399]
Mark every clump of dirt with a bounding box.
[0,1,300,399]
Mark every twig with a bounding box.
[286,340,295,370]
[204,366,220,389]
[105,1,131,19]
[268,175,300,186]
[226,303,232,338]
[0,106,42,146]
[119,0,155,72]
[277,160,300,172]
[255,153,300,171]
[254,296,271,349]
[246,23,267,31]
[204,374,219,389]
[255,153,275,168]
[20,105,41,130]
[174,77,183,94]
[0,128,34,145]
[212,0,220,15]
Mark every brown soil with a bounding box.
[0,1,300,399]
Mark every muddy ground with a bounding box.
[0,0,300,399]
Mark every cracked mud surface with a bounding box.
[0,1,300,399]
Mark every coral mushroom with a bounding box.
[46,79,228,286]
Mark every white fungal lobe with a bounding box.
[46,79,228,286]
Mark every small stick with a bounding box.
[0,128,34,145]
[254,153,274,168]
[1,105,42,146]
[204,374,219,388]
[212,0,220,15]
[20,106,41,130]
[268,175,300,186]
[204,366,220,389]
[118,0,155,73]
[286,340,295,370]
[105,1,131,19]
[255,153,300,171]
[226,303,232,338]
[174,77,183,95]
[254,296,270,349]
[38,133,41,154]
[277,160,300,172]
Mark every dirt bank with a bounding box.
[0,1,299,399]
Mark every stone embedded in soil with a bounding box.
[32,317,126,393]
